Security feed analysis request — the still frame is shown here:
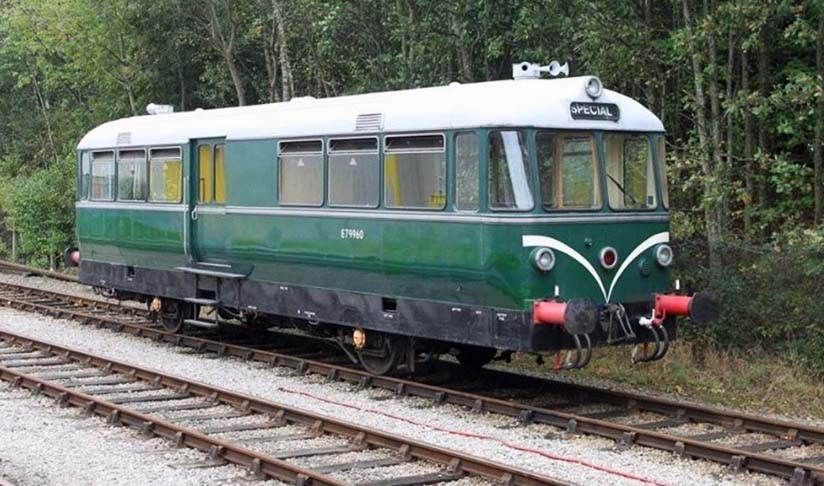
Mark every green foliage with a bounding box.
[8,157,75,264]
[675,229,824,375]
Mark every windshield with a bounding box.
[537,131,601,210]
[604,133,658,210]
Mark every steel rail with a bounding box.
[0,329,567,486]
[0,259,79,283]
[0,281,822,484]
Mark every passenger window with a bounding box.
[149,148,182,203]
[215,144,226,204]
[656,136,669,208]
[537,132,600,209]
[384,134,446,209]
[91,151,115,201]
[279,140,323,206]
[117,149,147,201]
[488,130,533,210]
[455,132,479,211]
[604,134,656,210]
[198,145,213,204]
[80,152,91,200]
[328,138,379,207]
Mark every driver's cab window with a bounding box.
[537,131,600,210]
[604,134,656,210]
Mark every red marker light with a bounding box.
[600,247,618,270]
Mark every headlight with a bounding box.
[599,247,618,270]
[655,244,674,267]
[530,247,556,272]
[585,76,602,98]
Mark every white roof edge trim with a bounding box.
[77,77,664,150]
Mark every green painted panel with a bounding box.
[76,208,187,268]
[225,140,277,207]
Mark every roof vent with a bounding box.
[146,103,174,115]
[355,113,383,132]
[116,132,132,145]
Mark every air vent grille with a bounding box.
[116,132,132,145]
[355,113,383,132]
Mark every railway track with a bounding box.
[0,279,822,484]
[0,260,79,283]
[0,328,564,486]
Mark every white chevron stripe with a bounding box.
[522,231,670,303]
[605,232,669,302]
[522,235,607,301]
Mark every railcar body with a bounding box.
[75,64,716,373]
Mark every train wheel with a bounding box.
[356,333,403,375]
[160,300,193,333]
[455,345,497,370]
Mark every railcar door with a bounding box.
[188,139,228,263]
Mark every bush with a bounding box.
[674,229,824,375]
[9,157,76,267]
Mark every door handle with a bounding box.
[191,206,198,221]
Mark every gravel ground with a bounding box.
[0,383,283,486]
[0,305,789,486]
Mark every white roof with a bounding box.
[77,76,664,150]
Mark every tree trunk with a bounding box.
[757,26,769,214]
[742,48,754,237]
[705,0,724,240]
[449,9,472,82]
[207,1,246,106]
[262,9,280,103]
[271,0,293,101]
[814,5,824,226]
[724,27,735,230]
[682,0,721,268]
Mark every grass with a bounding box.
[507,340,824,422]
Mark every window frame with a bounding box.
[214,143,227,204]
[453,131,481,213]
[327,136,380,209]
[602,132,658,212]
[277,138,325,207]
[486,129,535,212]
[383,132,447,211]
[148,146,184,204]
[536,130,603,212]
[89,150,116,202]
[79,151,91,201]
[116,148,148,202]
[653,134,669,209]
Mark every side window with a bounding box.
[149,148,182,203]
[328,138,379,207]
[455,132,479,211]
[604,134,656,210]
[536,131,556,208]
[198,145,213,204]
[117,149,147,201]
[279,140,323,206]
[537,132,600,209]
[656,136,669,208]
[80,152,91,200]
[215,144,226,204]
[384,134,446,209]
[488,130,533,210]
[90,151,115,201]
